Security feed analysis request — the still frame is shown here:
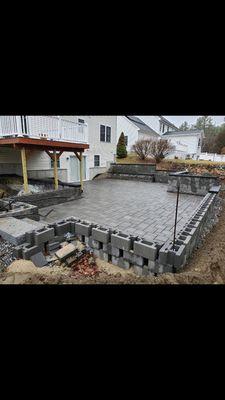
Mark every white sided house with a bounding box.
[162,129,204,160]
[117,116,160,152]
[136,116,178,135]
[0,116,117,183]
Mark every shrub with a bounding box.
[132,138,175,163]
[132,139,152,160]
[117,132,127,159]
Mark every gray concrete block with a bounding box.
[111,256,130,270]
[133,265,143,276]
[91,239,101,250]
[134,239,158,261]
[111,232,132,251]
[31,252,48,268]
[133,254,145,267]
[92,227,110,244]
[34,227,55,246]
[111,246,120,257]
[55,221,71,236]
[123,250,135,263]
[22,244,42,260]
[47,242,60,252]
[13,246,23,259]
[75,221,94,237]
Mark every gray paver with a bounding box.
[40,179,203,244]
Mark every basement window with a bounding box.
[94,155,100,167]
[51,159,60,168]
[124,135,128,146]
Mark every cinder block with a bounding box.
[22,244,43,260]
[111,246,120,257]
[103,243,112,255]
[133,265,143,276]
[13,246,23,259]
[123,250,135,263]
[34,227,55,246]
[111,256,130,270]
[93,249,100,258]
[92,239,101,250]
[31,252,48,268]
[75,221,94,237]
[148,260,156,273]
[133,254,145,267]
[111,232,132,251]
[134,239,158,261]
[92,227,110,244]
[55,221,71,236]
[46,242,60,252]
[25,230,35,245]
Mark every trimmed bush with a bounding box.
[117,132,128,159]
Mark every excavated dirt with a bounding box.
[1,192,225,284]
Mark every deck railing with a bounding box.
[0,116,88,143]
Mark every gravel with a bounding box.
[0,237,16,271]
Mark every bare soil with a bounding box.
[1,193,225,285]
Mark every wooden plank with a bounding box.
[21,148,29,193]
[79,152,83,191]
[53,150,59,190]
[74,151,81,162]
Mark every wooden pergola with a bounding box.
[0,137,89,193]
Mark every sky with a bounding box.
[167,116,225,128]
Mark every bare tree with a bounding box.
[132,138,174,163]
[132,139,153,160]
[150,138,175,163]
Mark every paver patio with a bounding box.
[40,179,203,244]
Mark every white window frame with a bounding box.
[94,154,101,167]
[99,123,112,143]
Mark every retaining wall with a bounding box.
[168,173,219,196]
[0,200,39,221]
[12,187,221,276]
[109,163,156,175]
[14,186,82,208]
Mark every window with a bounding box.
[78,118,85,124]
[94,155,100,167]
[100,125,111,142]
[106,126,111,142]
[51,159,60,168]
[100,125,106,141]
[124,136,128,146]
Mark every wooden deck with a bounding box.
[0,137,89,152]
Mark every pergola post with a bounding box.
[21,147,29,193]
[53,150,59,190]
[79,152,83,191]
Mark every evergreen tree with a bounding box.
[117,132,127,158]
[179,121,189,131]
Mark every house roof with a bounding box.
[159,116,178,130]
[163,129,203,136]
[126,116,159,135]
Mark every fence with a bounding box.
[199,153,225,162]
[0,116,88,143]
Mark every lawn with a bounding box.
[116,153,225,167]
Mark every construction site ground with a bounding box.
[0,190,225,285]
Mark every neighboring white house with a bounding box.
[136,116,178,135]
[162,129,204,160]
[0,115,117,183]
[117,116,160,152]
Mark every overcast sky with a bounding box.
[167,116,225,128]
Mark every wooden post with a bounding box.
[21,147,29,193]
[80,152,83,191]
[53,150,59,190]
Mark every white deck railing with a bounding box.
[0,116,88,143]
